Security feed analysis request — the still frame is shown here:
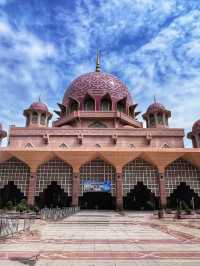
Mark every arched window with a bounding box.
[117,103,125,113]
[157,113,163,124]
[149,114,155,127]
[68,99,79,113]
[84,95,95,111]
[101,95,112,111]
[32,112,38,124]
[41,113,46,125]
[117,99,126,113]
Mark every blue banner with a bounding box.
[83,180,111,192]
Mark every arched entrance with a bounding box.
[0,157,30,208]
[79,158,116,209]
[124,182,158,210]
[123,158,159,210]
[165,158,200,209]
[36,181,70,208]
[36,158,73,208]
[0,181,25,208]
[168,182,200,209]
[80,192,114,209]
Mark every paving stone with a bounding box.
[1,210,200,265]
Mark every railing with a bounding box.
[40,207,80,221]
[0,213,36,238]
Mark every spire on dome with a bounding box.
[38,95,41,102]
[154,95,156,103]
[95,49,100,72]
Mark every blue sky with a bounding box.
[0,0,200,147]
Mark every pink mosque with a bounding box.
[0,53,200,210]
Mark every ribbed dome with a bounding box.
[147,102,166,113]
[63,72,133,106]
[192,119,200,133]
[30,102,49,112]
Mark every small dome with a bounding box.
[30,101,49,112]
[63,72,133,107]
[147,102,166,113]
[192,119,200,133]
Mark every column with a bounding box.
[163,113,167,126]
[158,172,167,208]
[72,172,80,207]
[116,172,123,211]
[27,172,37,206]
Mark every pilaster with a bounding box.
[116,172,123,211]
[158,172,167,208]
[27,172,37,206]
[72,172,80,207]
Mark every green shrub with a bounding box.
[16,199,29,212]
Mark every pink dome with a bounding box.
[192,119,200,133]
[63,72,133,106]
[147,102,166,113]
[30,102,49,112]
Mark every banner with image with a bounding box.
[83,180,111,192]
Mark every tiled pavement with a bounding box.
[1,210,200,265]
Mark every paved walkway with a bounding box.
[1,210,200,265]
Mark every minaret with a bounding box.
[143,99,171,128]
[23,98,52,127]
[96,49,100,72]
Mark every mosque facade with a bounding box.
[0,54,200,210]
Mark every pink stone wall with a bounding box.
[9,126,185,149]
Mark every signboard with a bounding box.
[83,180,111,192]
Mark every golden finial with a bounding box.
[95,49,100,72]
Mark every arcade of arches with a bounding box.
[0,156,200,210]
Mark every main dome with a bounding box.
[62,72,133,106]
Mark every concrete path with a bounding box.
[1,210,200,265]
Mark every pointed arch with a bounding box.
[40,113,46,125]
[124,182,158,210]
[36,157,73,196]
[25,143,34,149]
[0,157,30,195]
[80,157,116,196]
[165,158,200,197]
[168,182,200,209]
[68,97,79,114]
[117,97,126,113]
[100,93,112,111]
[36,181,70,208]
[0,181,25,207]
[122,157,159,197]
[84,94,95,111]
[32,111,38,124]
